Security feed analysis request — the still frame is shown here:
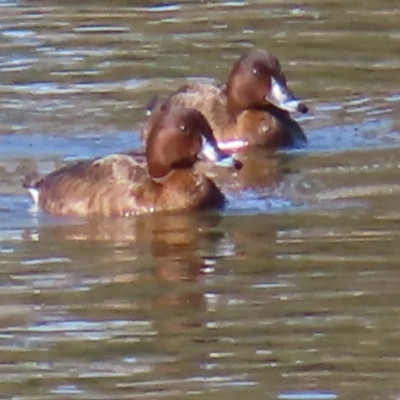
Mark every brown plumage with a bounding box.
[142,48,308,150]
[24,105,242,218]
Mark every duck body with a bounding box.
[24,106,241,218]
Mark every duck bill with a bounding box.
[199,139,242,170]
[267,77,308,114]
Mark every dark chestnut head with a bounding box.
[146,104,242,179]
[226,49,308,115]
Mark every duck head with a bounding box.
[146,104,242,180]
[226,49,308,115]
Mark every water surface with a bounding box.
[1,0,400,399]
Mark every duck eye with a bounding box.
[253,67,259,75]
[179,123,188,133]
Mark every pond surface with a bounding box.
[1,0,400,399]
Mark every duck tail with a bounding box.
[22,173,42,206]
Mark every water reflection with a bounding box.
[11,212,260,398]
[2,203,400,399]
[22,211,230,300]
[278,391,338,400]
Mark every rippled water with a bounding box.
[1,0,400,399]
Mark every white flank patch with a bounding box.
[218,139,248,151]
[27,188,40,206]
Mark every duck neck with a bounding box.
[226,84,250,119]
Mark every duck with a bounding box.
[23,104,242,218]
[142,48,308,151]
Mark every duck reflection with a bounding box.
[22,210,230,287]
[22,211,233,369]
